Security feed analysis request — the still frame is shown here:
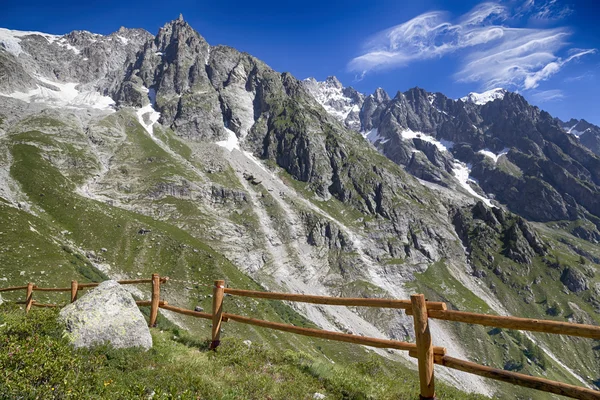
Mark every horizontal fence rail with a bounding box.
[420,309,600,340]
[221,311,446,355]
[0,285,30,293]
[223,287,447,310]
[1,275,599,399]
[429,354,600,400]
[159,303,215,321]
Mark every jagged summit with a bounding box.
[371,87,389,102]
[302,75,364,131]
[324,75,343,88]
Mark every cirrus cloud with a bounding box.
[348,1,596,91]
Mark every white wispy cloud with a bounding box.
[348,0,595,91]
[530,89,565,102]
[563,71,595,82]
[530,0,573,20]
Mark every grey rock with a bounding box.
[113,17,224,141]
[0,51,37,93]
[560,268,589,293]
[406,151,451,185]
[59,280,152,350]
[360,88,390,132]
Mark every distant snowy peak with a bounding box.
[0,28,74,57]
[303,76,364,131]
[0,25,153,109]
[559,118,599,138]
[460,88,507,105]
[0,26,149,60]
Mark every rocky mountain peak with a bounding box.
[393,90,406,100]
[461,88,507,105]
[404,87,433,108]
[405,86,428,98]
[324,75,343,89]
[63,30,103,46]
[372,87,390,102]
[302,75,363,131]
[155,16,208,53]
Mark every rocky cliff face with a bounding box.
[306,78,600,242]
[1,18,599,396]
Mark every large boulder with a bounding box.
[59,280,152,350]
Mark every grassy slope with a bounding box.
[0,117,353,361]
[0,305,487,399]
[0,114,487,399]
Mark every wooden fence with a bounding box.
[1,275,599,400]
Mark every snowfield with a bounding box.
[460,88,507,105]
[0,76,115,110]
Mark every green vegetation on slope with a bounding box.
[0,305,486,400]
[0,114,432,380]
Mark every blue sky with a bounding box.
[1,0,598,124]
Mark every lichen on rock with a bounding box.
[59,280,152,350]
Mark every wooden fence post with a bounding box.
[149,273,160,327]
[411,294,436,399]
[210,279,225,350]
[25,283,34,314]
[70,280,78,303]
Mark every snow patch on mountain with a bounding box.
[565,126,591,138]
[400,129,455,152]
[303,76,363,130]
[136,87,160,136]
[0,28,59,56]
[452,162,494,207]
[220,63,256,138]
[116,35,129,45]
[478,148,509,163]
[460,88,507,105]
[0,76,114,110]
[304,77,354,119]
[397,129,495,206]
[363,128,388,145]
[216,128,240,152]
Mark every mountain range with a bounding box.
[0,16,599,398]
